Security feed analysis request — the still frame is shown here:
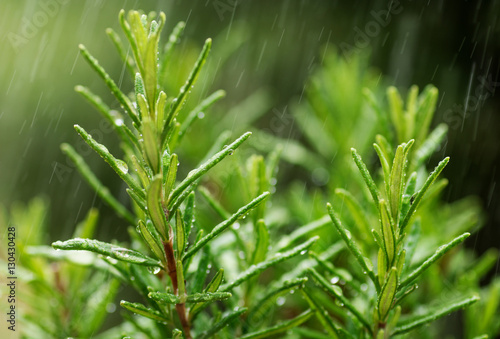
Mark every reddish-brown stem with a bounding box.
[163,239,192,339]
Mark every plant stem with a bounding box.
[164,239,192,339]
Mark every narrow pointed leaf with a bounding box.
[150,291,231,305]
[399,157,450,235]
[387,86,405,143]
[222,237,318,292]
[189,269,224,320]
[378,248,387,286]
[389,143,407,224]
[169,132,252,208]
[75,86,138,149]
[164,153,178,197]
[339,186,378,236]
[240,310,313,339]
[183,192,269,261]
[81,279,120,336]
[412,123,448,170]
[175,210,186,255]
[392,294,479,335]
[275,215,330,251]
[351,148,380,207]
[183,192,195,241]
[191,246,211,293]
[147,176,168,240]
[248,278,308,326]
[400,172,417,220]
[363,88,391,140]
[160,21,185,83]
[120,300,168,323]
[130,155,150,188]
[400,232,470,287]
[127,188,147,213]
[327,203,379,291]
[138,220,165,264]
[74,124,144,198]
[301,289,341,338]
[379,200,395,266]
[198,307,247,339]
[251,219,269,265]
[374,143,391,199]
[378,267,398,320]
[414,85,439,147]
[106,27,135,75]
[162,38,212,145]
[79,44,139,126]
[198,186,230,219]
[178,90,226,141]
[52,238,161,267]
[142,118,160,173]
[308,268,371,332]
[61,143,135,224]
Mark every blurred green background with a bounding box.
[1,0,499,273]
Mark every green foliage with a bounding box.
[0,201,119,338]
[41,9,317,339]
[7,7,498,339]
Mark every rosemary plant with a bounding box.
[49,9,316,339]
[4,8,499,339]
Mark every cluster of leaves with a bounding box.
[0,200,119,338]
[270,57,499,338]
[46,10,319,339]
[4,8,499,339]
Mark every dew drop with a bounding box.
[197,112,205,119]
[116,160,129,174]
[232,222,240,230]
[330,276,340,284]
[148,266,161,275]
[115,118,124,126]
[106,302,116,313]
[276,297,286,306]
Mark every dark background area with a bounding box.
[1,0,499,278]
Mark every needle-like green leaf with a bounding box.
[308,268,371,333]
[400,232,470,287]
[240,310,314,339]
[78,44,139,126]
[147,176,168,240]
[197,307,247,339]
[75,85,138,149]
[149,291,232,305]
[52,238,162,267]
[327,203,379,291]
[399,157,450,236]
[221,237,318,292]
[301,288,341,338]
[161,38,212,146]
[120,300,168,323]
[106,27,135,76]
[392,294,479,335]
[178,90,226,142]
[61,143,135,224]
[378,267,398,321]
[168,132,252,209]
[183,192,270,261]
[74,124,144,199]
[351,148,380,207]
[138,220,165,264]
